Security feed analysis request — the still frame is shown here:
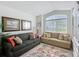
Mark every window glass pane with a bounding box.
[46,15,67,20]
[45,15,67,33]
[45,20,56,32]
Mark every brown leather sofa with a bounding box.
[41,32,72,49]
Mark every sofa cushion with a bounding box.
[48,38,58,40]
[16,33,29,41]
[42,37,58,41]
[58,34,64,40]
[43,33,51,38]
[51,33,59,39]
[12,39,39,52]
[43,33,48,38]
[29,34,35,40]
[12,43,26,52]
[47,33,51,38]
[23,39,39,44]
[23,40,35,45]
[63,34,71,41]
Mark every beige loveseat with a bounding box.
[41,32,72,49]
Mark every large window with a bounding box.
[45,15,67,33]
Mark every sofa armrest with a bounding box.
[4,43,13,50]
[2,42,14,57]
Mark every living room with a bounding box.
[0,1,79,57]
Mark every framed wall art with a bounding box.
[21,20,31,30]
[2,16,20,32]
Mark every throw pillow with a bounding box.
[43,33,48,38]
[63,34,70,41]
[14,36,22,45]
[47,33,51,38]
[7,36,16,47]
[58,34,63,40]
[30,33,38,39]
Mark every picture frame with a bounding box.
[2,16,20,32]
[21,20,31,30]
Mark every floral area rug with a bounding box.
[21,43,72,57]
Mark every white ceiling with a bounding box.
[0,1,76,16]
